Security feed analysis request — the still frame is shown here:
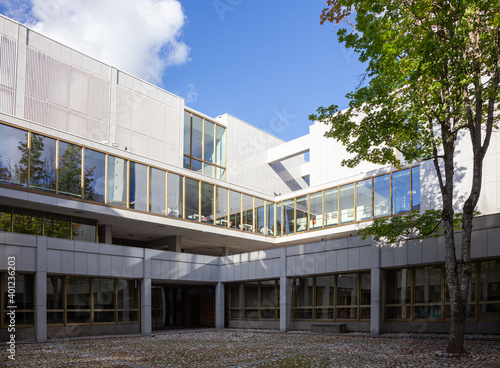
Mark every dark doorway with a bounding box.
[152,284,215,329]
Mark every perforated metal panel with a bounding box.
[0,34,17,115]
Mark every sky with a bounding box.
[0,0,367,142]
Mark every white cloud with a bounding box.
[185,83,198,103]
[7,0,190,84]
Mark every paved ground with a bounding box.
[1,329,500,367]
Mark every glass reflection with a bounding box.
[356,179,372,221]
[204,120,215,163]
[58,141,82,198]
[0,124,28,187]
[201,182,214,224]
[107,155,127,207]
[129,162,148,211]
[149,168,166,215]
[283,199,294,234]
[167,172,183,218]
[309,191,323,229]
[216,186,229,226]
[242,194,253,231]
[412,166,420,210]
[296,195,308,232]
[255,198,265,234]
[374,174,390,217]
[30,133,56,192]
[266,203,275,236]
[185,177,200,221]
[393,169,411,214]
[215,125,226,167]
[229,190,241,229]
[84,149,105,203]
[324,188,338,227]
[191,115,203,159]
[339,184,355,224]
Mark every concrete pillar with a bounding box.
[370,267,382,335]
[171,236,181,252]
[215,282,224,329]
[222,247,230,256]
[35,237,47,342]
[98,224,112,244]
[279,247,290,333]
[141,249,152,336]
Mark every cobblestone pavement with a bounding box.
[2,330,500,367]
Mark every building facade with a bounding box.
[0,15,499,342]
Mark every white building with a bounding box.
[0,15,499,341]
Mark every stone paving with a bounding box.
[1,329,500,367]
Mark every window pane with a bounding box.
[215,187,228,227]
[183,111,191,155]
[167,172,183,218]
[324,188,338,227]
[412,166,420,210]
[47,275,64,310]
[117,279,138,309]
[356,179,372,221]
[392,169,411,214]
[4,274,34,309]
[386,268,411,305]
[242,194,253,232]
[185,177,200,221]
[149,168,166,215]
[183,156,191,170]
[296,195,308,232]
[481,261,500,302]
[283,199,294,234]
[215,167,225,180]
[204,120,215,163]
[13,208,42,235]
[316,275,334,307]
[337,273,358,306]
[30,133,56,192]
[245,282,258,308]
[0,124,28,187]
[84,149,106,203]
[44,213,72,239]
[94,278,115,309]
[255,199,265,234]
[261,281,276,309]
[118,311,138,322]
[374,174,390,218]
[107,155,127,207]
[295,277,313,307]
[129,162,148,211]
[201,182,214,224]
[215,125,226,167]
[203,163,214,177]
[0,205,11,231]
[229,190,241,229]
[266,203,275,236]
[66,277,90,309]
[192,159,203,173]
[275,203,282,236]
[360,272,371,305]
[309,191,323,229]
[67,311,90,324]
[73,217,96,242]
[230,284,243,308]
[191,115,203,159]
[339,184,354,224]
[58,141,82,198]
[415,266,442,304]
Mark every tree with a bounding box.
[310,0,499,354]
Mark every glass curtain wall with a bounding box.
[129,162,148,211]
[29,133,56,192]
[215,186,229,226]
[167,172,183,218]
[149,168,166,215]
[309,191,323,229]
[255,198,265,234]
[185,177,200,221]
[84,149,105,203]
[58,141,82,198]
[229,190,241,229]
[0,124,28,187]
[107,156,127,207]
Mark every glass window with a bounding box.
[276,202,282,236]
[203,163,214,177]
[244,281,258,319]
[73,217,96,242]
[58,141,82,198]
[117,279,138,310]
[215,125,226,167]
[183,111,191,155]
[107,155,127,207]
[296,195,308,232]
[316,275,334,307]
[480,260,500,320]
[412,166,420,210]
[216,167,225,180]
[93,278,115,310]
[0,124,28,187]
[261,281,276,309]
[386,268,412,306]
[339,184,355,224]
[229,190,241,229]
[204,120,215,163]
[295,277,313,307]
[230,283,243,318]
[0,205,11,232]
[309,191,323,229]
[83,149,106,203]
[44,213,72,239]
[356,179,372,221]
[266,203,275,236]
[167,172,183,218]
[149,168,166,215]
[129,162,148,211]
[183,156,191,170]
[185,177,200,221]
[191,115,203,159]
[242,194,253,232]
[5,274,34,310]
[192,158,203,173]
[337,273,358,319]
[324,187,338,227]
[29,133,56,193]
[374,174,391,218]
[414,266,442,319]
[215,186,228,227]
[201,182,214,224]
[13,208,42,235]
[283,199,295,234]
[47,275,64,324]
[392,169,411,214]
[66,277,90,309]
[255,198,265,234]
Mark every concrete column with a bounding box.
[98,224,112,244]
[141,249,152,336]
[279,247,290,333]
[222,247,230,256]
[215,282,224,329]
[35,237,47,342]
[370,267,382,335]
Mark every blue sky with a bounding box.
[0,0,366,142]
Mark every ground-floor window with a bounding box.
[47,275,140,325]
[227,280,279,320]
[292,272,371,321]
[1,273,34,328]
[384,260,500,321]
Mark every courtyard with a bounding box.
[1,329,500,367]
